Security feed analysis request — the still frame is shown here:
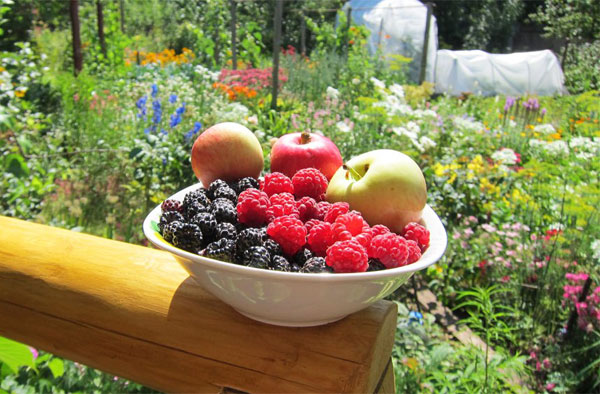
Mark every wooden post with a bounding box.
[230,0,237,70]
[377,17,384,49]
[69,0,82,75]
[0,216,397,393]
[271,0,283,111]
[300,10,306,56]
[96,0,107,60]
[418,2,433,84]
[119,0,125,34]
[344,6,352,58]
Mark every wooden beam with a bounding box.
[0,216,397,393]
[271,0,283,111]
[418,2,433,84]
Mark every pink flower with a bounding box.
[501,275,510,283]
[543,358,551,369]
[545,382,556,391]
[28,347,38,360]
[529,351,537,360]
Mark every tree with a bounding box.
[529,0,600,46]
[69,0,82,75]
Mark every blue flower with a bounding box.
[151,83,158,98]
[144,127,151,134]
[176,103,186,116]
[184,121,202,141]
[168,94,177,104]
[136,95,148,119]
[408,311,423,325]
[170,113,181,128]
[152,100,162,124]
[160,128,167,135]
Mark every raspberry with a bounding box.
[324,202,349,223]
[304,219,323,233]
[334,211,365,236]
[307,222,334,256]
[406,239,422,264]
[266,215,307,256]
[402,222,430,251]
[353,229,373,248]
[369,233,409,268]
[161,199,182,213]
[267,192,299,220]
[370,224,391,237]
[316,201,331,220]
[331,222,353,243]
[295,197,319,222]
[326,240,368,273]
[292,168,328,200]
[261,172,294,197]
[236,188,270,226]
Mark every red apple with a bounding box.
[270,131,343,180]
[191,122,264,186]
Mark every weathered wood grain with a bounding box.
[0,216,397,393]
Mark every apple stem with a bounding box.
[343,163,363,181]
[300,131,311,144]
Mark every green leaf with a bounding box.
[0,336,35,374]
[129,147,142,159]
[47,357,64,378]
[5,153,29,178]
[150,220,159,233]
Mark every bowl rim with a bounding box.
[143,183,447,282]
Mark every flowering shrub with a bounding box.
[126,48,195,67]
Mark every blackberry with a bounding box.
[270,255,291,272]
[215,222,237,240]
[367,258,386,272]
[162,220,181,244]
[263,238,283,258]
[159,211,184,233]
[292,247,314,267]
[170,222,203,252]
[191,212,218,242]
[211,199,237,224]
[201,238,236,263]
[183,200,210,220]
[183,188,211,207]
[243,246,271,269]
[208,179,229,199]
[236,228,267,253]
[213,186,238,203]
[289,264,302,273]
[236,177,259,193]
[300,257,332,273]
[161,199,182,213]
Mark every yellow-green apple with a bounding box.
[325,149,427,233]
[270,131,343,180]
[191,122,263,186]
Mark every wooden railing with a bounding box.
[0,216,397,393]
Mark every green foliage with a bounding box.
[0,337,36,375]
[529,0,600,43]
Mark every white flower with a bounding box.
[246,114,258,125]
[419,136,436,151]
[336,121,351,133]
[326,86,340,100]
[351,78,360,85]
[491,148,518,165]
[591,239,600,261]
[406,121,420,134]
[254,129,265,139]
[370,77,386,90]
[533,124,556,135]
[545,140,569,157]
[389,83,404,99]
[453,116,484,133]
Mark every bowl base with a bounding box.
[234,309,348,327]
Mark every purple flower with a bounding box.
[504,96,515,112]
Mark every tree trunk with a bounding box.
[96,0,107,60]
[69,0,83,75]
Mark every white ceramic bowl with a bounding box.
[143,183,447,327]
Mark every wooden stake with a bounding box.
[271,0,283,111]
[419,2,433,84]
[69,0,82,75]
[96,0,107,60]
[300,10,306,56]
[230,0,237,70]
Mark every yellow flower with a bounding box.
[0,66,5,72]
[14,88,27,98]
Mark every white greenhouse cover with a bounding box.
[345,0,438,83]
[434,49,567,96]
